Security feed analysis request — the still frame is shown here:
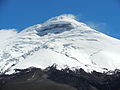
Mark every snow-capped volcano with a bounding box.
[0,14,120,74]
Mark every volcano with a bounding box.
[0,14,120,74]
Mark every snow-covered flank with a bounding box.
[0,14,120,74]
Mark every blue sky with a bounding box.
[0,0,120,39]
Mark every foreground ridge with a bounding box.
[0,66,120,90]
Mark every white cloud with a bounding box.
[0,29,18,41]
[0,29,18,51]
[85,21,110,33]
[86,22,106,30]
[74,14,110,34]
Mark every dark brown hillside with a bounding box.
[0,65,120,90]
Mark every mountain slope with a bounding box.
[0,14,120,74]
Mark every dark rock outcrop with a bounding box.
[0,65,120,90]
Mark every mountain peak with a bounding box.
[34,14,79,36]
[47,14,76,22]
[42,14,82,27]
[35,14,93,36]
[22,14,93,36]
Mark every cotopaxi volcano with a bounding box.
[0,14,120,74]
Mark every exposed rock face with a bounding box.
[37,23,74,36]
[0,66,120,90]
